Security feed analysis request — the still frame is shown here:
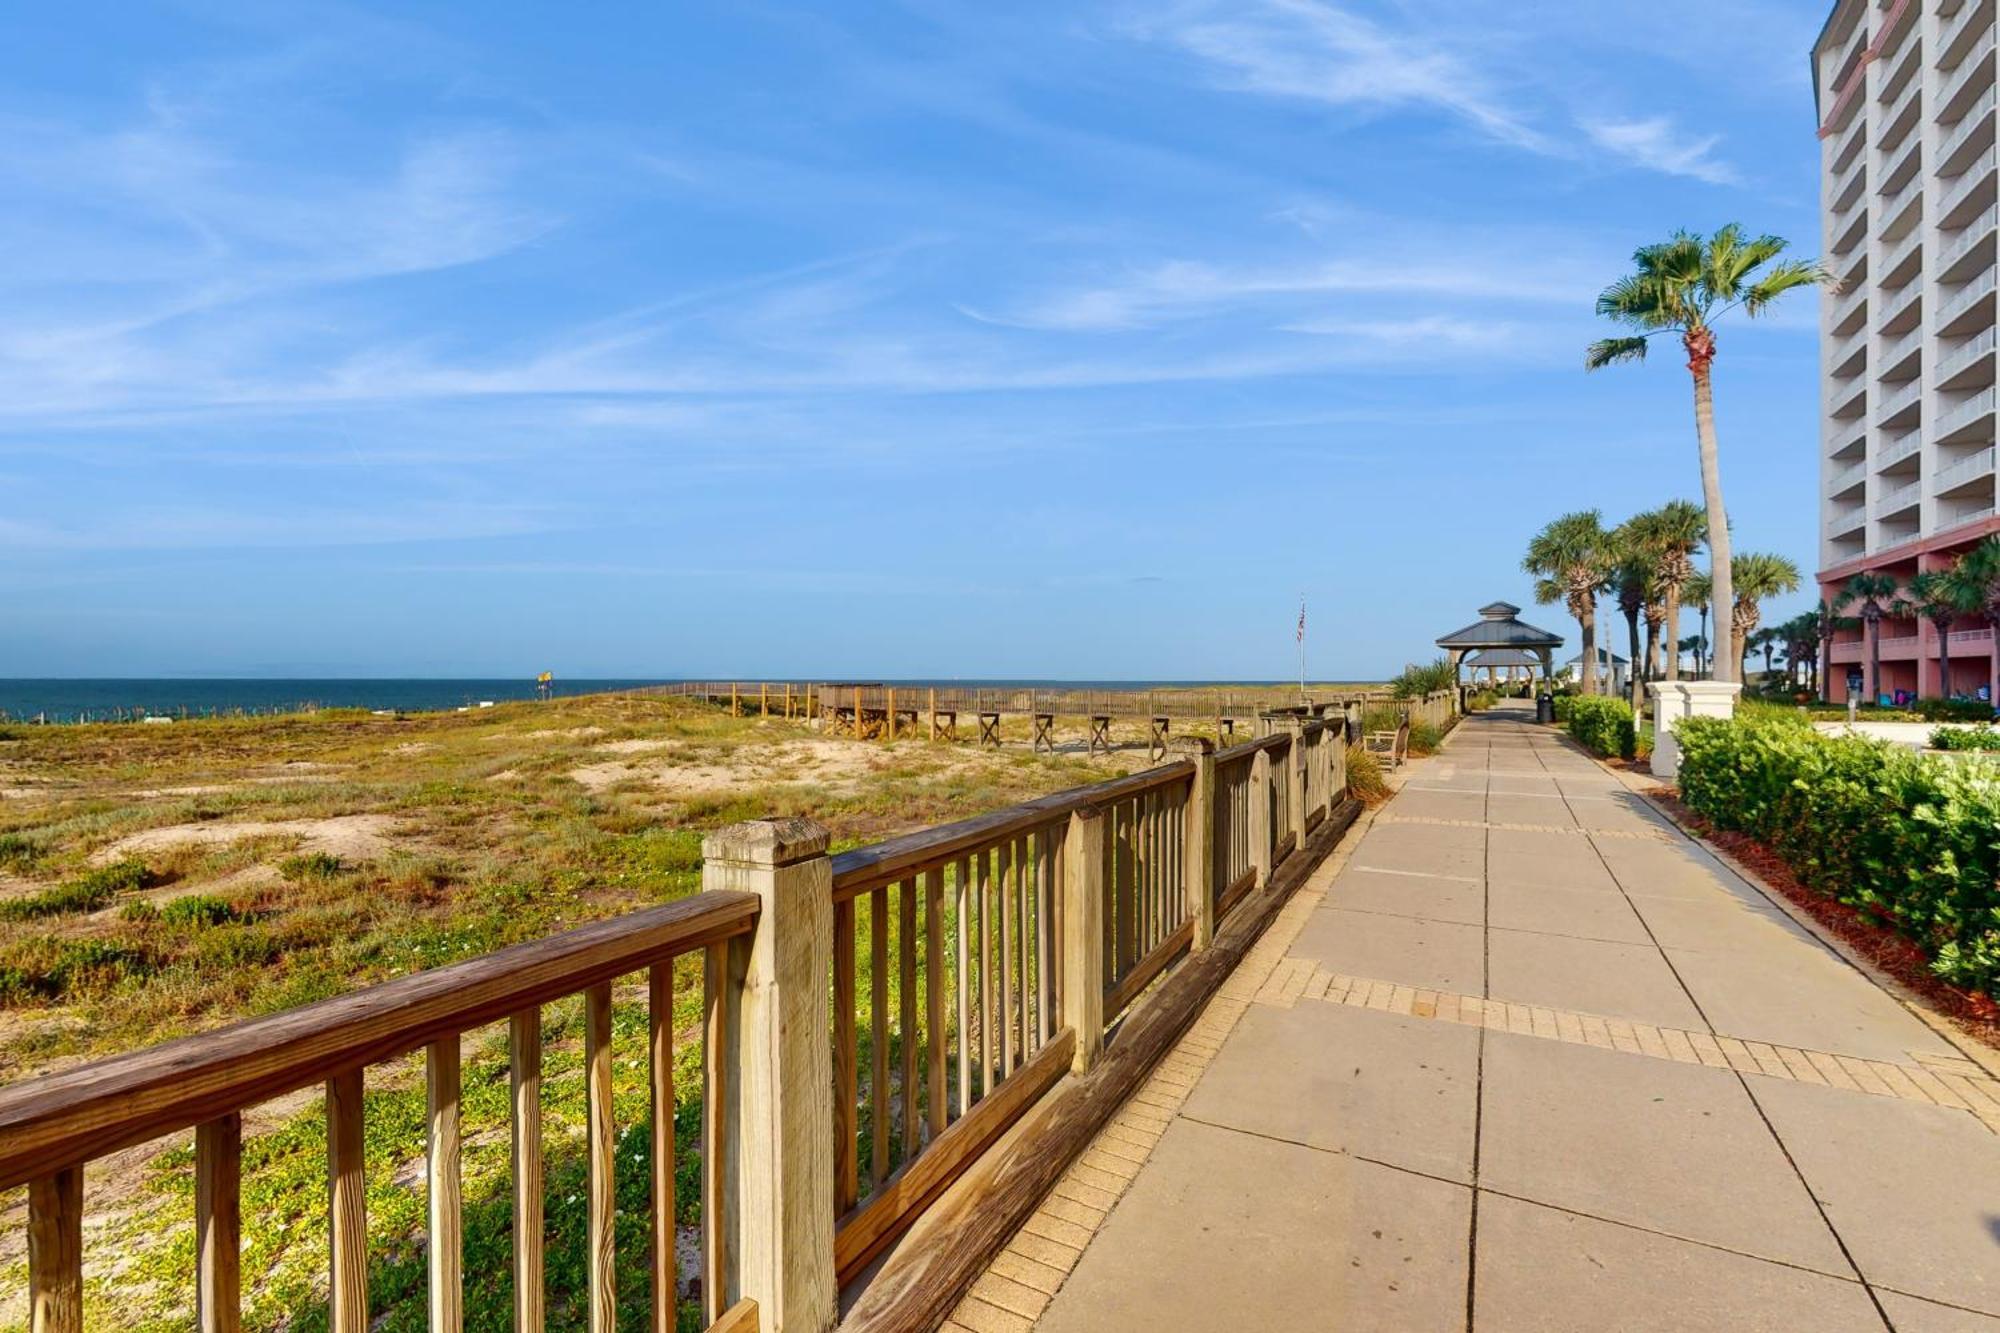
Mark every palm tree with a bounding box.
[1781,612,1822,694]
[1524,511,1612,695]
[1730,553,1801,680]
[1587,228,1831,685]
[1956,537,2000,707]
[1609,523,1655,714]
[1748,627,1780,683]
[1845,572,1901,705]
[1623,501,1705,682]
[1903,566,1985,699]
[1809,592,1855,703]
[1686,571,1714,678]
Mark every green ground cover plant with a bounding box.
[1929,725,2000,752]
[1675,713,2000,993]
[1563,696,1636,760]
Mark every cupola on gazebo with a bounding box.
[1436,601,1565,688]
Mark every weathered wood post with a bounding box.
[1172,738,1215,950]
[1281,719,1306,840]
[1249,745,1272,888]
[700,819,837,1333]
[1062,808,1107,1073]
[886,687,897,742]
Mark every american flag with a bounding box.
[1297,600,1306,643]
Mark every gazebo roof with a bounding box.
[1435,600,1565,650]
[1459,647,1543,667]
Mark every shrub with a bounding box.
[1929,725,2000,752]
[1406,719,1443,757]
[159,894,245,927]
[1917,698,1996,723]
[1675,715,2000,992]
[0,858,151,921]
[278,851,346,882]
[1550,694,1576,723]
[1467,689,1500,712]
[1344,744,1389,802]
[1565,696,1635,760]
[1389,658,1455,699]
[0,831,43,868]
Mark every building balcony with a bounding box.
[1876,634,1923,657]
[1878,172,1924,240]
[1877,276,1925,333]
[1830,153,1869,213]
[1830,203,1870,259]
[1829,640,1864,663]
[1879,228,1921,288]
[1937,385,1998,443]
[1939,33,1997,122]
[1939,204,1998,281]
[1877,76,1923,154]
[1832,112,1868,173]
[1936,445,1999,494]
[1828,375,1868,419]
[1939,151,1998,229]
[1937,267,1996,335]
[1949,627,1996,649]
[1938,88,1997,178]
[1873,479,1922,518]
[1828,505,1869,540]
[1937,327,1996,389]
[1876,376,1922,426]
[1829,459,1868,496]
[1937,0,1990,72]
[1876,428,1922,471]
[1879,140,1923,199]
[1875,323,1920,380]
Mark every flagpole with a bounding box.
[1297,595,1307,702]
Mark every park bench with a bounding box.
[1365,718,1410,769]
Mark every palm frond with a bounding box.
[1743,258,1833,315]
[1585,336,1651,370]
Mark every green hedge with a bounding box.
[1565,695,1635,760]
[1676,714,2000,992]
[1930,725,2000,751]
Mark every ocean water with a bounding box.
[0,678,1325,724]
[0,679,669,723]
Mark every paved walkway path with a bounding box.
[947,703,2000,1332]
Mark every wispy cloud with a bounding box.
[1127,0,1553,152]
[1582,116,1739,185]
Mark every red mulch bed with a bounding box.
[1646,787,2000,1050]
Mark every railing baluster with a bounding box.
[833,896,859,1211]
[955,856,971,1118]
[899,879,919,1162]
[327,1069,367,1333]
[978,851,995,1097]
[1036,826,1054,1046]
[27,1166,81,1333]
[999,839,1016,1076]
[427,1037,463,1333]
[196,1112,240,1333]
[870,886,890,1188]
[510,1007,546,1333]
[649,964,677,1333]
[585,982,616,1333]
[924,867,947,1137]
[703,941,730,1324]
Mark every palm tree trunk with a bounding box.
[1688,347,1736,686]
[1939,620,1952,700]
[1580,605,1597,696]
[1627,608,1643,715]
[1663,584,1681,681]
[1818,635,1832,703]
[1643,616,1662,685]
[1867,613,1881,705]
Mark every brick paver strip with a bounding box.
[1263,959,2000,1133]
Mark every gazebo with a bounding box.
[1436,601,1564,690]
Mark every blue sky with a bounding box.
[2,1,1828,679]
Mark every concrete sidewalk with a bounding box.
[950,703,2000,1332]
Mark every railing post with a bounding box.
[1249,746,1272,888]
[701,818,837,1333]
[1281,720,1306,839]
[1062,807,1107,1073]
[1171,738,1215,951]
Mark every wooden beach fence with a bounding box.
[0,695,1448,1332]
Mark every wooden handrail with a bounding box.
[0,891,760,1189]
[829,760,1193,900]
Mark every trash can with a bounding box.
[1535,692,1555,725]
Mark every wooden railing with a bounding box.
[0,892,765,1333]
[635,680,1392,725]
[0,697,1415,1333]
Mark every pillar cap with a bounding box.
[1169,735,1215,755]
[702,817,829,866]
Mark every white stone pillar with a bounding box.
[1649,680,1740,780]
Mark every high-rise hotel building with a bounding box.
[1816,0,1997,702]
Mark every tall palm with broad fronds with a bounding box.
[1524,511,1612,695]
[1747,627,1780,683]
[1622,500,1706,681]
[1587,228,1831,685]
[1685,571,1714,678]
[1902,566,1986,699]
[1779,612,1821,693]
[1729,553,1801,679]
[1609,522,1655,714]
[1845,572,1901,704]
[1955,537,2000,706]
[1809,591,1855,703]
